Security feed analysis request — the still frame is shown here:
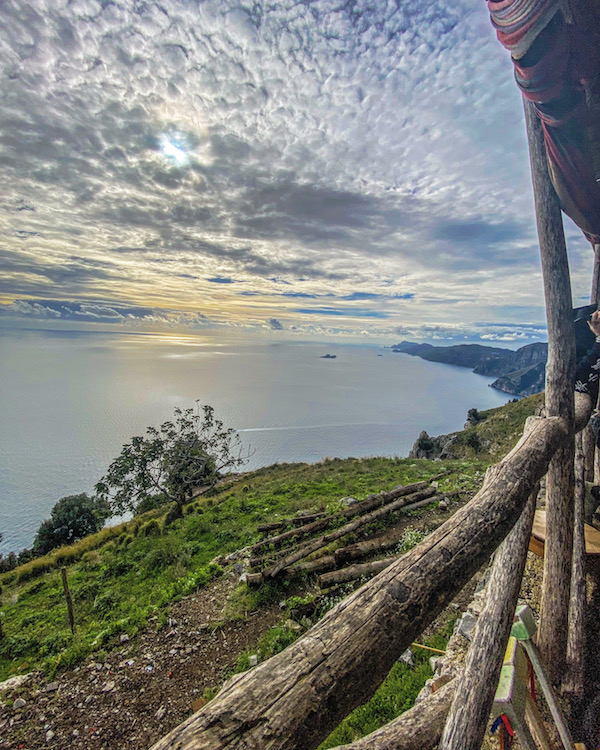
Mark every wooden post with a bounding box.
[564,432,587,716]
[439,491,537,749]
[524,98,576,684]
[149,416,569,750]
[61,566,75,634]
[591,245,600,305]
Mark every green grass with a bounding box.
[446,393,543,462]
[317,630,451,749]
[0,389,539,683]
[0,457,486,680]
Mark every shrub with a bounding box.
[33,494,111,557]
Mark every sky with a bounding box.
[0,0,594,345]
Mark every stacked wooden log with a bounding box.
[246,479,445,587]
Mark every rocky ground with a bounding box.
[0,574,282,750]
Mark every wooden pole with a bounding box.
[591,244,600,305]
[564,431,587,713]
[150,416,568,750]
[524,98,576,684]
[61,566,75,635]
[327,679,456,750]
[439,491,537,749]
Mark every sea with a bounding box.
[0,328,510,553]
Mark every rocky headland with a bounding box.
[390,341,548,397]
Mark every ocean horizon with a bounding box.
[0,328,510,553]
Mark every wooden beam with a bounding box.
[523,98,576,684]
[564,431,587,707]
[439,491,536,749]
[326,679,456,750]
[149,415,568,750]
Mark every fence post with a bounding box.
[439,491,537,749]
[61,566,75,635]
[523,98,576,684]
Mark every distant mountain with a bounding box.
[390,341,548,397]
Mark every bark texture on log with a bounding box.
[250,482,428,554]
[318,557,397,587]
[328,679,455,750]
[592,244,600,305]
[150,416,567,750]
[334,529,407,566]
[264,487,438,578]
[565,432,587,702]
[439,491,537,749]
[524,98,576,684]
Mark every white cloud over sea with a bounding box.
[0,0,594,343]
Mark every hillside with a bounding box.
[391,341,548,396]
[0,396,541,748]
[409,392,544,463]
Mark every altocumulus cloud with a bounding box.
[0,300,210,329]
[0,0,591,339]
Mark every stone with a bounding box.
[13,698,26,709]
[429,656,440,672]
[232,562,245,576]
[155,706,166,721]
[438,499,449,511]
[101,680,115,693]
[45,729,55,742]
[120,634,130,643]
[457,612,477,640]
[399,648,414,667]
[284,619,302,633]
[45,682,59,693]
[248,655,258,667]
[0,674,33,693]
[340,497,358,507]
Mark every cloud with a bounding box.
[0,0,591,339]
[0,299,209,329]
[268,318,284,330]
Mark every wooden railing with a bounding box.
[148,394,591,750]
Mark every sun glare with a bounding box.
[159,134,189,165]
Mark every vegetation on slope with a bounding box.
[1,457,488,681]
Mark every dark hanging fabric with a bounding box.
[488,0,600,244]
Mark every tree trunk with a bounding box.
[524,98,576,685]
[264,488,439,578]
[439,491,536,749]
[150,415,568,750]
[318,557,397,587]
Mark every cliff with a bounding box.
[391,341,548,397]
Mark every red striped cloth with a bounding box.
[488,0,600,244]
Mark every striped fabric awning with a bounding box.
[488,0,600,244]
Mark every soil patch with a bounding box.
[0,574,281,750]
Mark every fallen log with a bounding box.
[328,679,456,750]
[334,529,408,566]
[250,481,429,554]
[264,488,440,578]
[257,522,286,533]
[319,557,397,587]
[291,555,336,577]
[258,513,328,533]
[149,414,569,750]
[251,554,338,586]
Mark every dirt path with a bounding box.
[0,574,282,750]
